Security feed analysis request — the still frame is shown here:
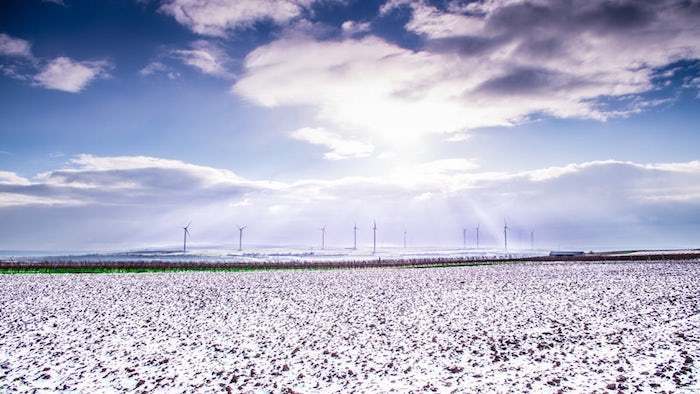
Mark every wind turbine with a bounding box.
[320,225,326,250]
[182,222,191,253]
[476,224,480,249]
[462,228,467,249]
[372,220,377,254]
[353,223,358,250]
[403,228,407,249]
[503,219,509,252]
[237,225,246,251]
[530,230,535,250]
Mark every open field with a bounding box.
[1,250,699,273]
[0,245,546,272]
[0,261,698,392]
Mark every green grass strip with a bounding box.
[0,266,265,275]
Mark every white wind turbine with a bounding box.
[476,224,480,249]
[353,223,358,250]
[182,222,191,253]
[372,220,377,254]
[237,225,246,251]
[320,225,326,250]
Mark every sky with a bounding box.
[0,0,699,252]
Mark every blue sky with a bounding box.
[1,0,699,251]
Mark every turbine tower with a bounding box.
[476,224,480,249]
[503,219,509,252]
[182,222,191,253]
[320,225,326,250]
[237,225,246,251]
[353,223,358,250]
[372,220,377,254]
[462,228,467,249]
[403,228,407,249]
[530,230,535,250]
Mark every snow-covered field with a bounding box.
[0,261,698,393]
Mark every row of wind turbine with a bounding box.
[180,219,534,253]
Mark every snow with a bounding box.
[0,261,698,392]
[1,246,545,264]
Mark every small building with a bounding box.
[549,250,585,257]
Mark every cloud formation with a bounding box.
[160,0,315,36]
[1,155,699,249]
[233,0,700,141]
[290,127,374,160]
[341,20,371,36]
[0,33,111,92]
[139,61,180,79]
[381,0,484,38]
[0,33,32,58]
[33,57,110,93]
[172,40,231,77]
[26,154,277,204]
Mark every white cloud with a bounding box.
[0,33,32,58]
[444,132,471,142]
[4,155,698,215]
[377,151,397,160]
[0,193,79,207]
[0,171,30,186]
[341,20,371,36]
[397,2,486,38]
[414,158,479,175]
[1,35,111,91]
[139,61,180,79]
[49,154,271,190]
[173,40,231,77]
[233,1,700,142]
[290,127,374,160]
[234,36,478,140]
[1,155,700,249]
[0,64,31,81]
[139,61,166,76]
[160,0,315,36]
[33,57,110,93]
[0,154,282,213]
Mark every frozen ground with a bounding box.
[0,261,698,393]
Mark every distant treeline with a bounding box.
[0,252,699,273]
